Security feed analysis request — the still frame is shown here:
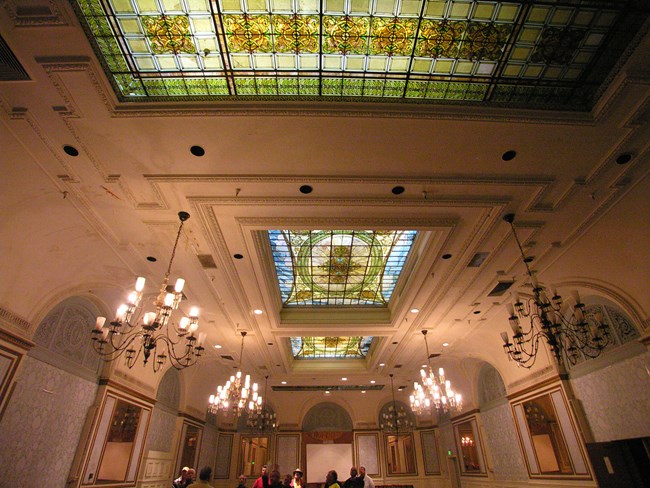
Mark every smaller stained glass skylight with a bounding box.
[291,337,373,359]
[269,230,417,306]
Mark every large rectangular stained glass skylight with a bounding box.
[269,230,417,306]
[290,337,373,359]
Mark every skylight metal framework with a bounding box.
[290,336,373,358]
[268,229,416,306]
[71,0,648,109]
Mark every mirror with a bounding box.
[523,393,573,474]
[177,423,202,474]
[456,420,481,473]
[96,399,142,482]
[384,434,417,475]
[240,436,269,477]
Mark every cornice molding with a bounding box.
[0,325,35,351]
[238,217,458,228]
[0,307,32,333]
[3,0,70,27]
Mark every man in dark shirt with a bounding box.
[343,467,363,488]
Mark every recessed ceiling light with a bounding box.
[233,253,244,260]
[281,381,287,385]
[146,256,157,262]
[473,310,481,314]
[325,390,330,394]
[370,380,376,384]
[616,153,633,165]
[379,363,385,367]
[442,342,449,347]
[214,344,222,349]
[361,390,366,394]
[63,145,79,157]
[253,309,264,315]
[341,377,347,381]
[502,150,517,161]
[442,253,452,260]
[190,145,205,157]
[410,308,419,313]
[392,185,405,195]
[299,185,313,194]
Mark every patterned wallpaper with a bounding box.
[0,355,98,486]
[571,350,650,442]
[481,402,529,481]
[198,422,218,472]
[146,406,178,453]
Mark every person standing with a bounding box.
[282,474,292,487]
[252,465,269,488]
[358,466,374,488]
[290,468,303,488]
[325,470,340,488]
[269,470,283,488]
[237,475,248,488]
[187,466,214,488]
[173,467,192,488]
[343,467,363,488]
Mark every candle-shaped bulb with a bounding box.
[174,278,185,293]
[116,304,128,321]
[135,277,146,292]
[179,317,189,330]
[143,311,156,325]
[198,332,206,346]
[128,291,138,305]
[209,394,215,404]
[438,367,445,377]
[572,290,581,304]
[164,293,175,307]
[190,307,199,317]
[95,317,106,330]
[507,303,515,316]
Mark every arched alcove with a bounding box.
[302,401,353,431]
[477,363,507,410]
[146,367,181,453]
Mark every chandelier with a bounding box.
[499,213,611,368]
[208,331,263,418]
[380,374,414,434]
[461,436,474,447]
[245,376,278,432]
[410,330,462,414]
[91,211,205,371]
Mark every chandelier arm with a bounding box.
[92,328,145,361]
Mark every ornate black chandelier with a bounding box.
[380,374,414,435]
[91,211,205,371]
[500,213,611,368]
[245,376,278,432]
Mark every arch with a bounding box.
[31,295,102,377]
[156,367,181,411]
[302,402,353,431]
[477,362,507,409]
[378,399,415,431]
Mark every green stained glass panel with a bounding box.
[70,0,644,109]
[290,337,374,359]
[269,230,417,306]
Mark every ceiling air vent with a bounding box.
[488,281,515,297]
[272,385,383,391]
[467,252,489,267]
[197,254,217,268]
[394,364,402,368]
[428,353,441,359]
[0,35,29,81]
[220,355,235,361]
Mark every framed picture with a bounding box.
[355,432,380,477]
[420,430,441,475]
[0,345,22,420]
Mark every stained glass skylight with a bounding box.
[290,336,373,358]
[269,230,416,306]
[71,0,648,109]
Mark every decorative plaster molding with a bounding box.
[0,308,32,333]
[238,217,458,228]
[0,324,34,350]
[3,0,70,27]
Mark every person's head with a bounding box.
[326,470,338,484]
[199,466,212,481]
[239,475,247,485]
[358,467,366,478]
[349,467,358,478]
[261,465,268,476]
[187,468,196,481]
[180,467,190,479]
[270,470,281,485]
[283,474,292,486]
[293,469,303,480]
